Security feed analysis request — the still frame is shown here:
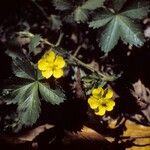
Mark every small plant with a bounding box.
[0,0,150,149]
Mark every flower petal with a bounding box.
[54,56,66,68]
[88,96,99,109]
[105,89,113,99]
[106,100,115,111]
[46,50,56,62]
[53,68,64,78]
[41,70,53,79]
[38,59,49,70]
[95,106,106,116]
[92,87,104,97]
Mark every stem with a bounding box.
[70,55,109,80]
[38,34,115,81]
[55,33,64,47]
[73,45,82,57]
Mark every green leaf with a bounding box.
[50,15,62,30]
[112,0,127,12]
[98,15,145,53]
[5,49,25,60]
[28,34,41,54]
[39,82,65,105]
[52,0,72,11]
[74,7,89,23]
[89,0,148,53]
[12,58,36,80]
[89,9,113,29]
[121,0,150,19]
[118,15,144,46]
[98,16,120,53]
[17,82,41,126]
[81,0,105,10]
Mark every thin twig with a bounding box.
[23,32,115,81]
[73,45,82,57]
[55,33,64,47]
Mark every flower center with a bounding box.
[101,102,107,107]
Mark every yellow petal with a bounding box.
[92,87,104,97]
[38,59,49,70]
[105,89,113,99]
[46,50,56,62]
[41,70,53,79]
[53,68,64,78]
[95,107,106,116]
[88,96,99,109]
[54,55,66,68]
[106,100,115,111]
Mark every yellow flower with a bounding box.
[88,87,115,116]
[38,50,66,79]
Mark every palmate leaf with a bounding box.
[89,0,149,53]
[89,9,113,29]
[12,58,36,80]
[74,7,89,23]
[74,0,104,23]
[81,0,105,10]
[5,49,66,127]
[98,16,120,53]
[17,82,41,126]
[39,82,65,105]
[98,15,144,53]
[118,15,144,46]
[121,0,150,19]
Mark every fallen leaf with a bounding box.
[123,120,150,150]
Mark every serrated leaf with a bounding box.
[121,0,150,19]
[50,15,62,30]
[89,1,147,53]
[52,0,72,11]
[89,9,113,29]
[112,0,127,12]
[118,15,144,46]
[12,58,36,80]
[28,34,41,54]
[17,82,41,126]
[39,82,65,105]
[98,16,120,53]
[10,83,33,105]
[74,7,89,23]
[81,0,105,10]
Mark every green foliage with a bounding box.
[4,49,66,127]
[121,0,150,19]
[16,82,41,126]
[89,9,114,29]
[74,7,89,23]
[74,0,105,23]
[49,15,62,30]
[28,34,41,54]
[81,0,105,10]
[39,82,65,105]
[12,58,36,80]
[52,0,72,11]
[52,0,105,23]
[51,0,149,53]
[89,0,149,53]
